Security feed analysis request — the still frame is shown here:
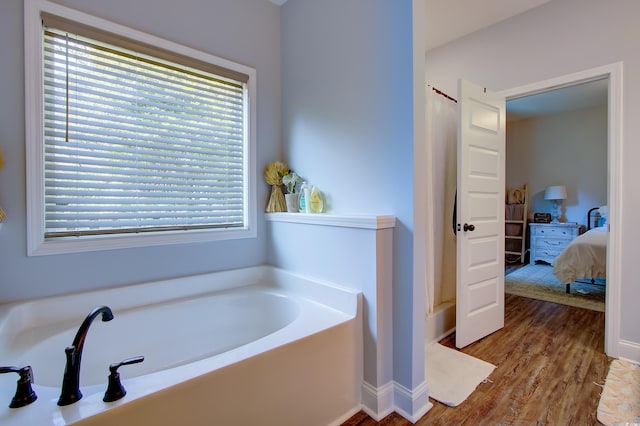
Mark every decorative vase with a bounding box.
[266,185,286,212]
[285,193,299,212]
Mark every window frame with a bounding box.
[24,0,257,256]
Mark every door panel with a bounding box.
[468,193,500,221]
[468,147,499,179]
[456,80,506,349]
[470,99,500,133]
[467,278,499,313]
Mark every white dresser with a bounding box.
[529,222,581,264]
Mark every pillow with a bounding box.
[598,205,608,219]
[598,205,608,227]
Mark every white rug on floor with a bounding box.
[597,359,640,425]
[425,342,495,407]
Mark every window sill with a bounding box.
[27,227,256,256]
[265,212,396,230]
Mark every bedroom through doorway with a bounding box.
[504,77,609,315]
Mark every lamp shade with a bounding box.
[544,185,567,200]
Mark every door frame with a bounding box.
[499,62,623,357]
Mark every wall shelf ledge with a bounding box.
[265,212,396,230]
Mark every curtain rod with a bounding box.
[428,85,457,103]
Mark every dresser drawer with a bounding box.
[529,222,581,263]
[533,226,574,239]
[533,248,564,262]
[534,237,571,251]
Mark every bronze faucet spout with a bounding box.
[58,306,114,406]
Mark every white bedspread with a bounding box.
[553,226,607,284]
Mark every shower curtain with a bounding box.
[425,85,457,315]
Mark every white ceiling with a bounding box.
[424,0,552,51]
[507,78,609,122]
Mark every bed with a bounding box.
[552,206,607,293]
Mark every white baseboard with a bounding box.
[361,381,395,421]
[327,407,364,426]
[393,381,432,423]
[361,380,432,423]
[618,339,640,364]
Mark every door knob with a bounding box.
[463,223,475,232]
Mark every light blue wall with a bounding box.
[280,0,416,388]
[0,0,281,301]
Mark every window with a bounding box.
[25,1,256,255]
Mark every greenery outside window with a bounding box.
[25,0,257,255]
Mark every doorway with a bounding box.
[503,78,608,312]
[500,63,622,356]
[423,64,622,356]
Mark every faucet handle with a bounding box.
[109,356,144,374]
[103,356,144,402]
[0,366,38,408]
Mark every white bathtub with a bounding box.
[0,266,363,426]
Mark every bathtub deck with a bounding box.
[343,293,610,425]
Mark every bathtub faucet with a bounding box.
[58,305,114,406]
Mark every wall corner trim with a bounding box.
[360,380,432,423]
[361,381,395,421]
[393,381,432,423]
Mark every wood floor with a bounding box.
[343,294,611,425]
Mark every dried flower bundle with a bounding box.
[264,161,289,212]
[264,161,289,186]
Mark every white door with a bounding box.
[455,80,506,349]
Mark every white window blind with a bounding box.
[42,22,248,239]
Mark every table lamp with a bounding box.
[544,185,567,223]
